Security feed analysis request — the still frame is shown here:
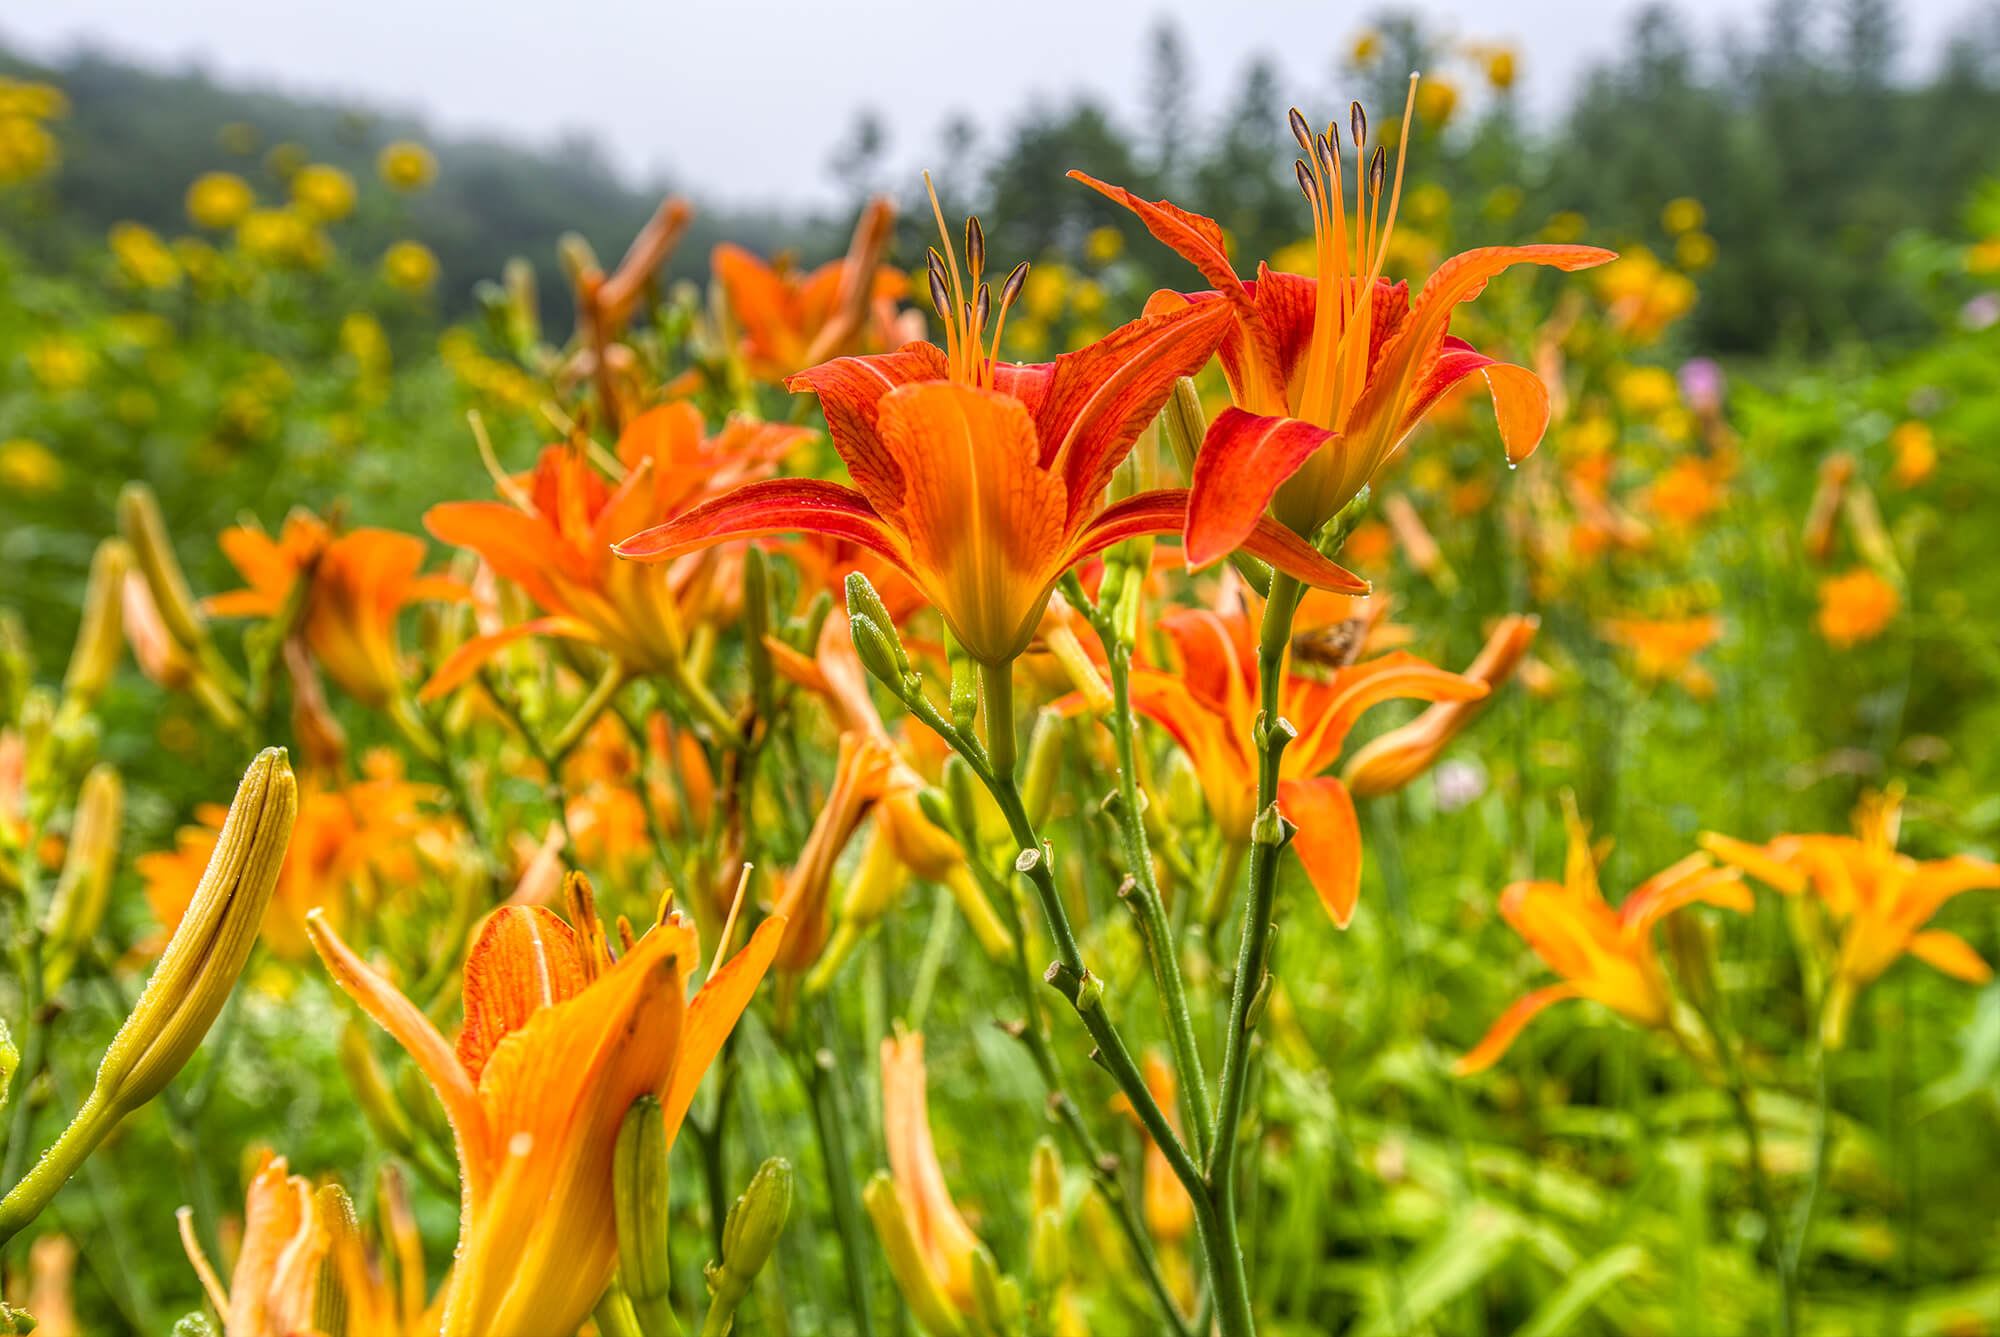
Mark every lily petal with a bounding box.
[1454,983,1585,1075]
[1277,775,1363,927]
[613,477,913,576]
[1186,408,1340,569]
[1069,490,1369,595]
[1908,929,1993,984]
[784,342,950,515]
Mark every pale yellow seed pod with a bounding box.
[61,539,132,709]
[94,747,296,1112]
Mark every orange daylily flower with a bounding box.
[772,731,898,976]
[138,765,441,959]
[1703,787,2000,1046]
[714,196,913,382]
[423,401,810,698]
[616,196,1365,667]
[308,900,783,1337]
[1815,567,1899,648]
[1597,614,1721,698]
[879,1031,987,1315]
[1072,90,1611,568]
[1130,600,1488,925]
[1644,454,1727,530]
[208,511,464,710]
[1343,614,1539,798]
[179,1155,431,1337]
[1457,806,1751,1074]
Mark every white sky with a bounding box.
[5,0,1987,207]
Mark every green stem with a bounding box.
[1107,642,1213,1160]
[1204,568,1305,1337]
[803,1012,876,1337]
[979,658,1017,780]
[549,662,631,758]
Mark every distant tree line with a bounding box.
[8,0,2000,352]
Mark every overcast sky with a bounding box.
[6,0,1988,207]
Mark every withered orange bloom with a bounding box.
[1457,807,1751,1074]
[1072,92,1612,569]
[1131,601,1488,925]
[880,1031,987,1315]
[714,196,913,383]
[423,401,810,698]
[1703,787,2000,1045]
[1343,614,1538,797]
[308,900,784,1337]
[208,511,464,710]
[616,197,1366,667]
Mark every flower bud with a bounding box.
[845,573,912,675]
[862,1172,967,1337]
[614,1095,674,1322]
[943,755,981,844]
[849,615,909,699]
[313,1182,359,1337]
[1018,710,1066,829]
[117,482,208,654]
[743,545,776,718]
[1160,376,1205,482]
[0,750,296,1250]
[61,539,131,710]
[713,1155,792,1317]
[338,1019,417,1157]
[1027,1139,1067,1292]
[41,763,122,991]
[969,1244,1021,1333]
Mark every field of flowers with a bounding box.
[2,38,2000,1337]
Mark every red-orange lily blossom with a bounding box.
[714,195,915,383]
[1702,786,2000,1046]
[1457,803,1751,1074]
[422,401,810,698]
[616,188,1367,669]
[1130,598,1489,925]
[207,511,464,711]
[1072,85,1613,568]
[307,898,783,1337]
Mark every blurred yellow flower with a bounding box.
[1070,276,1105,317]
[1084,225,1123,265]
[1483,184,1524,222]
[1613,366,1679,418]
[0,438,62,494]
[0,79,68,121]
[1541,211,1588,244]
[172,236,229,291]
[1407,182,1451,226]
[1674,231,1717,272]
[237,208,328,268]
[1660,197,1706,235]
[110,222,182,290]
[1022,264,1067,321]
[376,139,437,191]
[28,336,93,392]
[381,239,440,293]
[1594,248,1696,342]
[1416,78,1459,127]
[1485,47,1518,90]
[291,163,357,223]
[0,115,59,185]
[1889,420,1936,487]
[1816,568,1899,647]
[340,311,391,378]
[1969,236,2000,275]
[1351,31,1382,66]
[185,171,255,230]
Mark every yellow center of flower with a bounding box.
[1289,76,1418,433]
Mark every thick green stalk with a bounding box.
[1106,643,1213,1160]
[1204,569,1305,1337]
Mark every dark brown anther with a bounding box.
[999,260,1030,308]
[974,281,991,331]
[965,216,986,281]
[1351,101,1368,148]
[1370,145,1387,196]
[1295,159,1314,196]
[1318,133,1339,179]
[1289,107,1312,153]
[928,267,950,317]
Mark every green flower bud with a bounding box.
[1160,376,1205,482]
[614,1095,674,1319]
[849,615,909,698]
[845,573,913,678]
[715,1156,792,1303]
[1018,711,1065,829]
[61,539,131,710]
[116,482,207,653]
[41,763,123,992]
[969,1245,1021,1334]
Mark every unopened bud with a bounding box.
[171,1315,217,1337]
[1160,377,1205,482]
[862,1172,968,1337]
[0,750,296,1249]
[556,232,601,290]
[1028,1140,1068,1292]
[849,615,909,698]
[338,1019,416,1156]
[62,539,131,710]
[312,1183,358,1337]
[503,257,542,347]
[943,756,982,844]
[970,1244,1021,1332]
[845,573,912,677]
[116,483,207,653]
[949,653,978,737]
[715,1155,792,1307]
[1018,711,1065,828]
[614,1096,674,1317]
[41,763,123,991]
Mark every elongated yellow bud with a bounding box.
[62,538,131,710]
[862,1172,968,1337]
[117,482,208,653]
[0,749,296,1250]
[41,763,123,991]
[614,1095,674,1334]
